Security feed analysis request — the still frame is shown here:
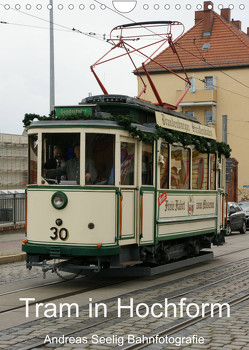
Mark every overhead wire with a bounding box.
[197,80,249,101]
[175,41,249,90]
[228,133,249,141]
[0,20,71,32]
[228,119,249,122]
[92,1,249,94]
[0,3,108,42]
[2,1,249,98]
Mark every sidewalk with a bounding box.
[0,229,26,265]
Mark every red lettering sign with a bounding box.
[158,191,167,206]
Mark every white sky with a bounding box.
[0,0,248,134]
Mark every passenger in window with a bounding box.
[44,146,66,183]
[45,143,97,184]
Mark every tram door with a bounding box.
[119,139,137,240]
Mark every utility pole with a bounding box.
[49,0,55,114]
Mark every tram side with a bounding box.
[22,108,226,271]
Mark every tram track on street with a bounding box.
[121,292,249,350]
[0,276,84,297]
[1,248,248,309]
[5,258,249,349]
[217,246,249,257]
[0,277,131,315]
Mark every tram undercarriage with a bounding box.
[25,234,220,278]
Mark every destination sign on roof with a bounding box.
[55,105,94,117]
[156,112,216,140]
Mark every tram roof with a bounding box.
[28,94,202,131]
[80,94,199,123]
[28,119,156,134]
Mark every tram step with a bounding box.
[120,260,142,266]
[50,247,61,258]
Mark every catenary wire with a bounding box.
[0,20,71,31]
[2,2,249,97]
[175,42,249,90]
[92,0,249,95]
[0,3,108,42]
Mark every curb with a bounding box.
[0,253,26,265]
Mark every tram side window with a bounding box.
[42,133,81,185]
[160,143,169,189]
[86,134,115,185]
[29,134,38,184]
[210,154,216,190]
[192,151,208,190]
[171,146,190,189]
[121,142,135,185]
[142,143,153,185]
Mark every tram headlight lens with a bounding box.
[51,191,68,210]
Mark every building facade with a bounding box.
[0,133,28,190]
[138,1,249,201]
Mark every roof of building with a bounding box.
[144,1,249,72]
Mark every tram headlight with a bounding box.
[51,191,68,210]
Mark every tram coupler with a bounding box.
[94,257,102,273]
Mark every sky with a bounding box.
[0,0,248,134]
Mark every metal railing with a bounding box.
[0,193,25,224]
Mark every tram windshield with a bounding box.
[42,133,81,185]
[41,132,115,186]
[86,133,115,185]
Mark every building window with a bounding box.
[202,43,210,50]
[205,76,213,90]
[205,110,213,124]
[185,111,194,117]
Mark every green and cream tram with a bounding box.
[22,95,228,272]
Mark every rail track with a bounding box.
[3,257,249,349]
[121,292,249,350]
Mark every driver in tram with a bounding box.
[44,143,97,184]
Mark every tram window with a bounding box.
[160,143,169,189]
[142,143,153,185]
[86,134,115,185]
[171,146,190,189]
[192,151,208,190]
[121,142,135,185]
[210,154,216,190]
[42,133,80,185]
[28,134,38,184]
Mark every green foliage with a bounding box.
[23,112,231,158]
[22,113,52,127]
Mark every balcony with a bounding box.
[176,88,217,106]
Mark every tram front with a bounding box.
[23,119,126,271]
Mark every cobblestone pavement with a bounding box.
[1,258,249,349]
[0,262,45,285]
